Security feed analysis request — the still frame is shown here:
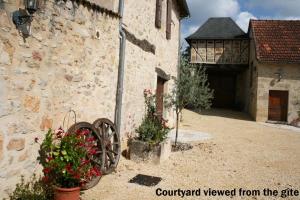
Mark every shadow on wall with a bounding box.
[190,108,253,121]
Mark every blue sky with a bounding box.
[181,0,300,47]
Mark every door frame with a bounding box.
[156,76,166,120]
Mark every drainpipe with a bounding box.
[115,0,126,135]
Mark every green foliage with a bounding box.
[7,174,53,200]
[168,50,214,146]
[171,54,214,113]
[38,128,101,188]
[136,90,171,144]
[136,116,169,144]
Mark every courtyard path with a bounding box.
[83,109,300,200]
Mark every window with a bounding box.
[166,0,172,40]
[155,0,162,28]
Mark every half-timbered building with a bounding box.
[187,18,300,124]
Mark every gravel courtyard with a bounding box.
[83,109,300,200]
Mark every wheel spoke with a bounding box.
[107,149,118,155]
[106,152,115,164]
[90,158,102,166]
[92,118,120,175]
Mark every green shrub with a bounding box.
[136,89,171,144]
[6,174,53,200]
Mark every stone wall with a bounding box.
[247,36,259,120]
[0,0,182,196]
[0,0,119,196]
[121,0,181,137]
[256,63,300,123]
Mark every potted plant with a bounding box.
[38,127,101,200]
[128,89,172,163]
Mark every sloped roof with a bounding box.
[250,19,300,64]
[177,0,190,18]
[186,17,247,43]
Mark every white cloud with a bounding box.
[245,0,300,17]
[186,0,240,26]
[235,12,257,32]
[188,25,198,35]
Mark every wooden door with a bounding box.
[268,90,288,122]
[156,77,165,120]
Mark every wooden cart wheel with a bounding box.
[93,118,121,175]
[67,122,105,190]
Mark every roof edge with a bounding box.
[177,0,190,18]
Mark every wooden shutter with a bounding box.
[166,0,172,40]
[155,0,162,28]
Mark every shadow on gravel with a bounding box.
[191,108,253,121]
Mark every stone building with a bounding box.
[0,0,189,196]
[187,18,300,124]
[248,20,300,123]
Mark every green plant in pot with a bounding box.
[38,128,101,200]
[135,89,171,145]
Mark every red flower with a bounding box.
[82,129,90,136]
[55,127,64,138]
[92,167,101,177]
[88,148,97,155]
[65,163,74,174]
[76,129,90,136]
[42,176,50,183]
[86,137,96,142]
[77,142,85,147]
[46,156,53,163]
[43,167,51,174]
[73,173,80,179]
[80,159,90,166]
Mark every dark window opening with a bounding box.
[155,0,162,28]
[166,0,172,40]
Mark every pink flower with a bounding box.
[143,89,153,96]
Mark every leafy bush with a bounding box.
[136,89,171,144]
[6,174,53,200]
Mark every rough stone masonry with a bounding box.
[0,0,119,195]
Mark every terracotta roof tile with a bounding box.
[250,20,300,64]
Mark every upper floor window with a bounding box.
[155,0,162,28]
[166,0,172,40]
[155,0,172,40]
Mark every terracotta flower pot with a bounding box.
[54,186,81,200]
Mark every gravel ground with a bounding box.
[82,109,300,200]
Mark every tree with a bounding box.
[170,53,214,146]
